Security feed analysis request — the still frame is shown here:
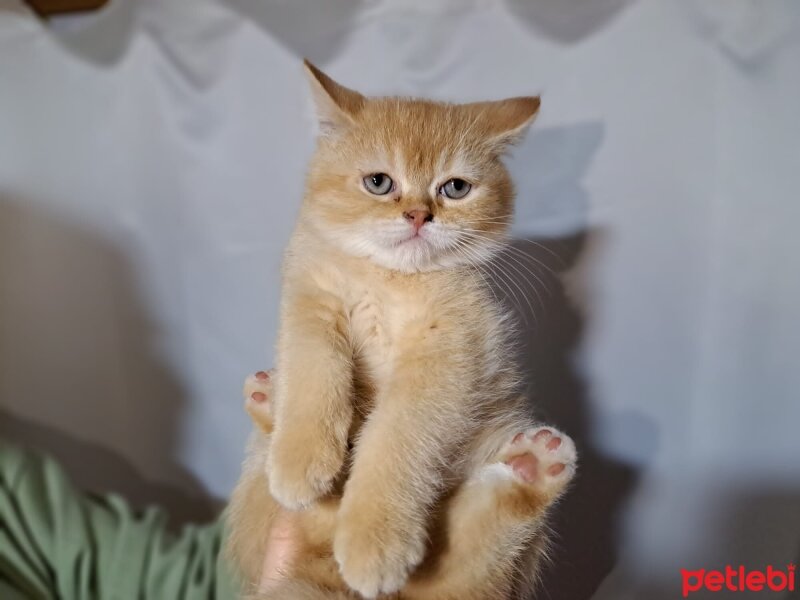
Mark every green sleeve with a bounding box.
[0,440,241,599]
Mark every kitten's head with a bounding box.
[302,61,539,273]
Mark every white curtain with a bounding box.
[1,0,798,597]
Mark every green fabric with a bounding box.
[0,440,241,599]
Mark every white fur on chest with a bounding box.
[347,287,395,375]
[344,274,442,365]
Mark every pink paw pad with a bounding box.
[507,453,539,483]
[502,426,577,490]
[243,370,274,406]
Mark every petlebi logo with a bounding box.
[681,565,796,597]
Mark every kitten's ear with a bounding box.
[303,60,365,134]
[475,96,541,152]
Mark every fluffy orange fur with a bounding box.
[226,61,577,600]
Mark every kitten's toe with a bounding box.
[334,512,426,598]
[499,426,577,498]
[267,457,331,510]
[267,432,344,510]
[243,371,275,428]
[243,370,274,404]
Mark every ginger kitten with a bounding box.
[226,61,577,600]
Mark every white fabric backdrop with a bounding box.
[1,0,799,597]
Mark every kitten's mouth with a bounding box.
[400,232,427,245]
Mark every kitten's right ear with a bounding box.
[477,96,541,152]
[303,60,365,134]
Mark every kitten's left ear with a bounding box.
[303,59,365,134]
[474,96,541,152]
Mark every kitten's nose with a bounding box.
[403,209,433,231]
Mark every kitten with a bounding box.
[226,61,577,600]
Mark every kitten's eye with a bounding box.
[440,178,472,200]
[363,173,394,195]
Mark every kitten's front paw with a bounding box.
[267,431,345,510]
[334,508,427,598]
[499,426,577,498]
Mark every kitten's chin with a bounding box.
[334,238,437,273]
[370,243,448,273]
[310,219,495,273]
[336,237,486,274]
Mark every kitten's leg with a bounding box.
[268,290,354,509]
[406,426,577,600]
[226,371,282,587]
[333,324,479,598]
[243,370,305,595]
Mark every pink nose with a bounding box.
[403,209,433,231]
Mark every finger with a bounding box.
[258,510,298,592]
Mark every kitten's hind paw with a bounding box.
[243,370,275,433]
[498,426,577,499]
